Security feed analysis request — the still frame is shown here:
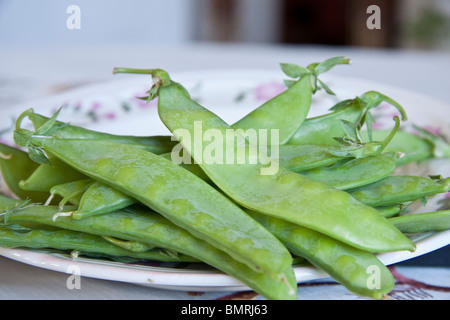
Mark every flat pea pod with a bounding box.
[149,70,415,253]
[19,109,176,155]
[19,135,293,280]
[0,226,195,262]
[248,210,395,299]
[348,176,450,207]
[0,143,48,202]
[287,91,407,146]
[232,74,313,144]
[72,181,136,220]
[299,153,397,190]
[19,155,87,193]
[389,210,450,234]
[5,204,297,300]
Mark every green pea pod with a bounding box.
[248,210,395,299]
[361,130,433,165]
[232,74,313,144]
[389,210,450,234]
[375,205,403,218]
[287,91,407,146]
[19,155,87,193]
[5,204,297,300]
[49,179,94,208]
[0,143,48,202]
[73,181,136,220]
[276,144,343,172]
[0,226,195,262]
[19,109,177,155]
[300,153,397,190]
[348,176,450,207]
[18,135,293,281]
[139,69,414,253]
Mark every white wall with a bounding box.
[0,0,197,48]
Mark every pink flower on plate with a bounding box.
[422,125,442,136]
[254,81,286,102]
[91,101,101,110]
[102,112,116,120]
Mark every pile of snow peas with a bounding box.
[1,57,450,300]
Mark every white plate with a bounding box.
[0,69,449,292]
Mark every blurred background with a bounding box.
[0,0,449,49]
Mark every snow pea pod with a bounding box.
[72,181,136,220]
[348,176,450,207]
[5,204,297,300]
[19,109,176,155]
[232,74,313,144]
[0,226,194,262]
[139,69,415,253]
[0,143,48,202]
[19,156,87,193]
[300,153,397,190]
[361,129,433,165]
[248,210,395,299]
[276,144,343,172]
[287,91,407,146]
[18,135,293,280]
[375,205,403,218]
[388,210,450,234]
[362,128,450,165]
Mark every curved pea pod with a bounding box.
[0,226,195,262]
[151,72,415,253]
[5,204,297,300]
[248,210,395,299]
[19,156,87,193]
[389,210,450,234]
[72,181,136,220]
[300,153,397,190]
[232,74,313,144]
[20,136,293,281]
[49,179,93,208]
[20,109,176,155]
[0,143,48,202]
[348,176,450,207]
[287,91,407,146]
